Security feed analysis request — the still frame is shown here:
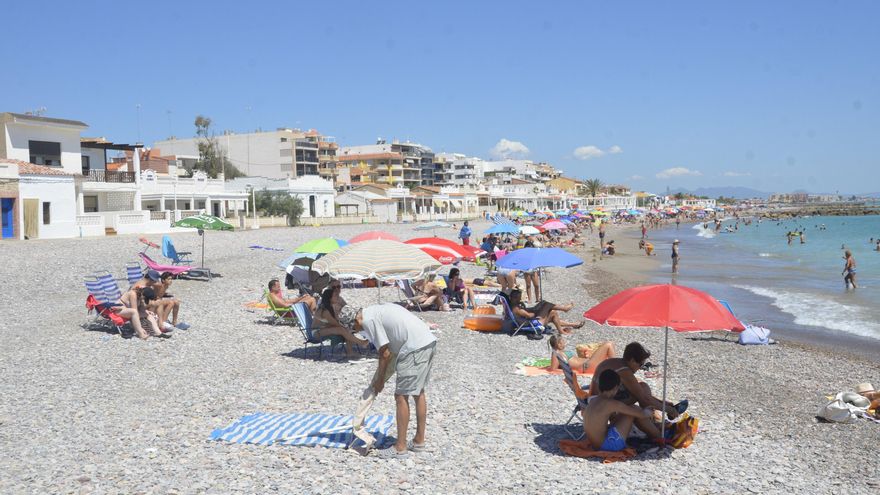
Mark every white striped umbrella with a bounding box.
[312,240,441,281]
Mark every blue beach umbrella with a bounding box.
[496,247,584,300]
[485,223,520,235]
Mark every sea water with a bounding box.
[643,215,880,353]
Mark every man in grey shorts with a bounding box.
[342,303,437,458]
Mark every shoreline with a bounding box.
[585,220,880,362]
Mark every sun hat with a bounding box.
[855,382,875,394]
[338,306,361,329]
[673,239,680,244]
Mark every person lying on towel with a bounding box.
[589,342,684,439]
[584,370,657,451]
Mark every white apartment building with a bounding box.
[436,153,484,186]
[155,128,332,179]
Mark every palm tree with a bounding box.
[584,178,604,198]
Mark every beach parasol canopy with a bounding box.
[584,284,745,442]
[312,239,441,281]
[173,214,234,269]
[541,219,568,231]
[485,223,520,235]
[405,237,475,264]
[349,231,400,243]
[496,247,583,300]
[295,237,349,254]
[519,225,541,235]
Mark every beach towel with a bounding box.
[249,245,285,251]
[243,301,269,309]
[210,412,394,448]
[558,439,637,463]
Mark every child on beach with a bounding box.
[583,369,655,451]
[548,335,615,374]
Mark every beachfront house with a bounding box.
[226,175,335,220]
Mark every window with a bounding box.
[83,195,98,213]
[81,155,90,175]
[280,137,288,142]
[42,202,51,224]
[29,140,62,166]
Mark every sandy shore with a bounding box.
[0,220,878,494]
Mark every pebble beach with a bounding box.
[1,219,878,494]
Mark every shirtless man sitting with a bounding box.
[589,342,680,434]
[583,369,657,451]
[411,278,449,311]
[268,279,317,312]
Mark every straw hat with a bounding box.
[855,382,875,394]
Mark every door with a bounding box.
[23,198,39,239]
[308,195,316,217]
[1,198,14,238]
[212,201,220,218]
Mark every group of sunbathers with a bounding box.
[551,339,688,451]
[115,270,189,339]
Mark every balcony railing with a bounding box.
[86,169,136,183]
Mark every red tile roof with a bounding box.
[0,159,73,176]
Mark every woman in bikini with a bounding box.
[548,335,615,374]
[313,286,369,358]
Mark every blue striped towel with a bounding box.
[210,413,395,448]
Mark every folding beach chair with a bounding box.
[497,294,545,337]
[264,289,299,326]
[162,235,193,265]
[139,253,192,277]
[94,271,123,304]
[83,277,128,335]
[125,262,144,288]
[556,352,590,440]
[396,279,426,312]
[290,302,345,358]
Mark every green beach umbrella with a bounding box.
[173,214,234,269]
[295,237,349,254]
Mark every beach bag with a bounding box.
[818,393,869,423]
[669,414,699,449]
[738,325,771,345]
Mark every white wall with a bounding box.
[5,123,84,175]
[81,147,106,171]
[156,131,293,179]
[18,176,77,239]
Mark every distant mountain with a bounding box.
[668,186,769,199]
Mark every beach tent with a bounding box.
[173,214,233,269]
[584,284,745,442]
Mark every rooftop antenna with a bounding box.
[135,104,142,144]
[25,106,47,116]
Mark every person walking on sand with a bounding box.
[342,304,437,458]
[671,239,680,274]
[843,250,857,289]
[598,221,606,250]
[458,221,472,246]
[675,217,680,230]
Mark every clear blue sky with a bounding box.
[2,0,878,194]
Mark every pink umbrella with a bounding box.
[541,219,568,231]
[349,231,401,243]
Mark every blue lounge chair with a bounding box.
[83,276,127,335]
[94,271,123,304]
[125,262,143,288]
[290,302,344,358]
[162,235,193,265]
[497,294,545,336]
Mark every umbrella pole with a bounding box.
[201,232,206,269]
[661,325,669,446]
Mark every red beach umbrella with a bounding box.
[405,237,475,264]
[349,231,401,243]
[584,284,745,442]
[458,244,487,261]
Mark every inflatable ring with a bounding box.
[472,305,497,315]
[463,315,503,332]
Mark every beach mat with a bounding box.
[210,413,394,448]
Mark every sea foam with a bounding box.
[735,285,880,340]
